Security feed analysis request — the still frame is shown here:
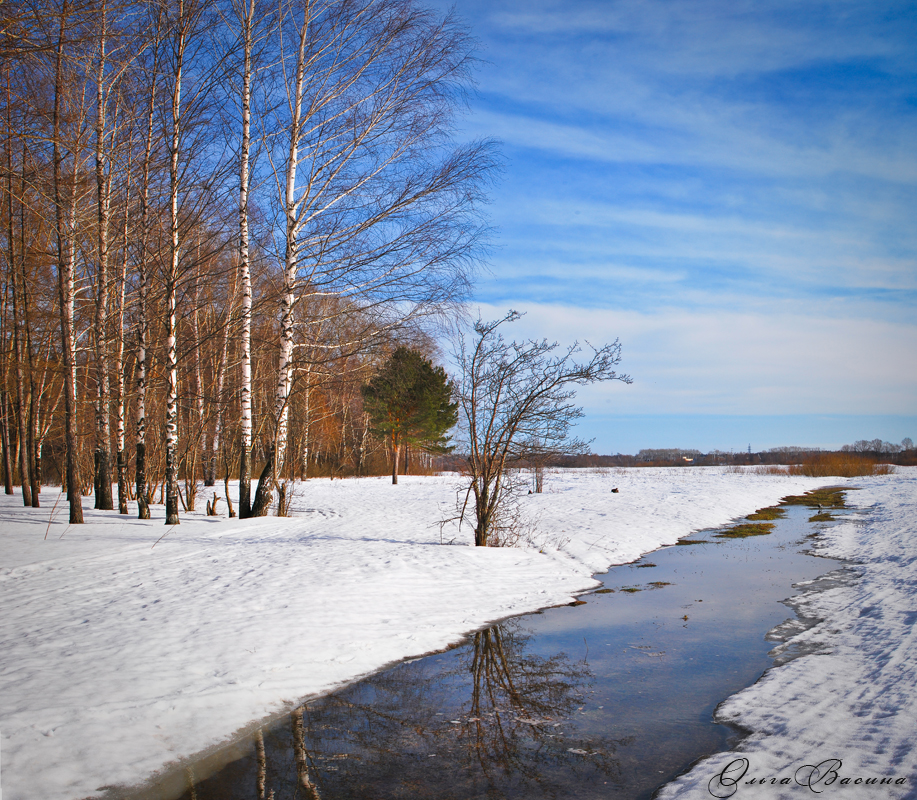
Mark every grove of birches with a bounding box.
[1,0,498,524]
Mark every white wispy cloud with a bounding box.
[466,105,917,185]
[466,301,917,416]
[488,198,917,297]
[461,0,917,187]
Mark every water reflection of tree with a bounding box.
[459,624,626,794]
[295,621,627,799]
[176,708,321,800]
[180,621,628,799]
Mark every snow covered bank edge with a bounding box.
[657,470,917,799]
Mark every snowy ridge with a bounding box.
[0,467,891,799]
[657,469,917,799]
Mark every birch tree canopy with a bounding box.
[248,0,495,515]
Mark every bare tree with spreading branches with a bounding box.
[456,311,631,547]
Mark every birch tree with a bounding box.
[161,0,219,525]
[91,0,114,509]
[4,73,34,507]
[223,0,271,517]
[51,0,89,524]
[162,0,189,525]
[249,0,494,515]
[134,4,164,519]
[0,0,497,515]
[113,134,132,514]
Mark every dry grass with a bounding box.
[759,465,791,475]
[747,506,786,521]
[725,456,896,478]
[788,453,896,478]
[725,465,790,475]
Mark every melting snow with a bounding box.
[0,467,914,798]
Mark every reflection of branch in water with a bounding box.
[172,619,631,799]
[175,620,630,799]
[469,625,543,780]
[292,707,322,800]
[254,728,267,800]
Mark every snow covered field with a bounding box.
[0,467,914,799]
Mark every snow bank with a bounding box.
[658,468,917,799]
[0,468,841,799]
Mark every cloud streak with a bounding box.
[468,302,917,416]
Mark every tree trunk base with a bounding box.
[67,488,83,524]
[249,454,274,517]
[136,442,148,519]
[276,481,289,517]
[165,485,179,525]
[117,450,128,514]
[224,473,236,518]
[95,449,114,510]
[239,448,252,519]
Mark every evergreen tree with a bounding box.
[362,348,458,484]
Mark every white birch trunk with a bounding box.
[190,252,204,504]
[251,4,309,516]
[164,0,187,526]
[18,165,41,506]
[115,160,129,514]
[8,194,32,507]
[276,4,310,485]
[300,367,311,480]
[237,0,254,516]
[135,37,158,520]
[4,86,31,507]
[53,0,83,523]
[209,270,236,486]
[93,2,113,510]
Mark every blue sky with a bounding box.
[437,0,917,453]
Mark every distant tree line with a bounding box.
[460,437,916,470]
[0,0,495,522]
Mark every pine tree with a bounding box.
[362,348,458,484]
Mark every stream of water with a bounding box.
[132,502,852,800]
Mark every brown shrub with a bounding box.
[788,453,895,478]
